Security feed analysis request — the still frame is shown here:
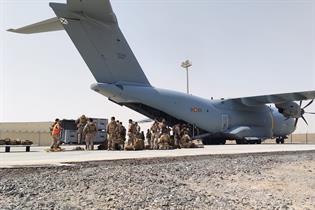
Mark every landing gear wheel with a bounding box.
[276,138,280,144]
[257,139,262,144]
[280,138,284,144]
[202,137,211,145]
[236,139,246,144]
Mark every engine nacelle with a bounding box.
[275,102,301,118]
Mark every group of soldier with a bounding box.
[105,116,127,150]
[50,114,197,151]
[147,119,196,150]
[105,116,197,151]
[50,115,98,151]
[76,115,98,150]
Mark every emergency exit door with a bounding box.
[221,114,229,131]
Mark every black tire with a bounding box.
[276,138,280,144]
[280,138,284,144]
[213,139,221,145]
[257,139,262,144]
[202,137,211,145]
[236,139,244,144]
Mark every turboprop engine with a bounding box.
[276,102,301,118]
[276,100,315,126]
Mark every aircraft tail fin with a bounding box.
[9,0,151,86]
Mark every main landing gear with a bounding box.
[202,137,226,145]
[236,139,262,144]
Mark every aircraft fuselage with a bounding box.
[91,82,296,140]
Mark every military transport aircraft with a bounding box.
[8,0,315,144]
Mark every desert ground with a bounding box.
[0,151,314,210]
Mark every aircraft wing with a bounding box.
[228,90,315,106]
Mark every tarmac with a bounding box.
[1,144,315,168]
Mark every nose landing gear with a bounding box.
[276,137,285,144]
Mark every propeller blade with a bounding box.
[301,115,308,125]
[305,112,315,114]
[299,100,303,107]
[294,118,299,127]
[302,100,314,109]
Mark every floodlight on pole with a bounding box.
[181,60,192,94]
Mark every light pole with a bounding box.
[181,60,192,94]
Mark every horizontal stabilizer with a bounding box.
[7,17,63,34]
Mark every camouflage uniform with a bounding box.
[133,138,144,150]
[173,124,181,148]
[135,122,141,138]
[150,121,159,149]
[119,123,126,149]
[127,122,137,146]
[180,125,190,137]
[159,120,168,136]
[106,119,117,150]
[180,134,193,148]
[158,134,172,150]
[146,129,151,149]
[76,115,88,144]
[83,121,97,150]
[114,121,121,149]
[180,126,193,148]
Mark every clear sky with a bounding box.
[0,0,315,133]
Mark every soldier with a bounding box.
[106,116,117,150]
[51,119,62,150]
[113,120,123,150]
[127,119,137,146]
[157,119,171,150]
[135,122,141,138]
[140,131,145,141]
[180,124,193,148]
[150,120,159,149]
[158,134,172,150]
[173,124,181,148]
[159,118,168,136]
[146,129,151,148]
[83,118,97,150]
[119,122,126,149]
[76,115,88,144]
[115,120,121,149]
[133,138,144,150]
